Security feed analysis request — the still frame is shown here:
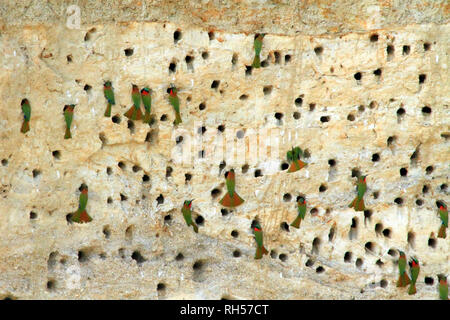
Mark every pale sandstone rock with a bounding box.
[0,1,448,300]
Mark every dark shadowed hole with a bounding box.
[120,194,128,201]
[142,174,150,183]
[316,266,324,273]
[160,114,168,121]
[164,214,171,222]
[32,169,41,178]
[400,168,408,176]
[283,193,291,202]
[328,159,336,167]
[218,125,225,132]
[422,184,429,194]
[310,208,318,215]
[47,280,56,291]
[103,226,111,239]
[78,250,88,263]
[347,114,355,121]
[373,69,382,76]
[295,97,303,107]
[375,223,383,234]
[241,164,249,174]
[157,283,166,291]
[397,108,405,116]
[169,62,176,73]
[185,173,192,182]
[124,48,134,56]
[173,30,182,43]
[364,242,374,252]
[428,237,436,248]
[372,191,379,199]
[132,165,141,173]
[193,261,203,270]
[423,43,431,51]
[239,94,248,100]
[312,237,320,254]
[415,199,423,206]
[407,232,415,248]
[425,165,433,174]
[382,228,391,238]
[279,254,287,262]
[422,106,431,114]
[355,258,363,268]
[231,230,239,238]
[293,112,300,119]
[30,211,37,219]
[245,66,252,76]
[424,277,434,285]
[380,280,388,288]
[211,80,220,89]
[221,209,229,216]
[211,188,221,198]
[112,115,121,124]
[280,162,289,171]
[371,153,380,162]
[202,51,209,59]
[83,84,92,92]
[314,46,323,56]
[320,116,330,123]
[370,34,378,42]
[309,103,316,111]
[254,169,262,177]
[281,222,290,232]
[52,150,61,160]
[344,251,352,262]
[387,249,397,256]
[419,74,426,84]
[195,215,204,226]
[386,45,394,57]
[305,259,314,267]
[394,197,403,205]
[284,55,291,63]
[118,161,125,170]
[132,251,146,264]
[175,253,184,261]
[233,250,241,258]
[403,45,410,55]
[231,53,238,65]
[156,194,164,205]
[440,184,448,191]
[67,54,73,62]
[328,226,336,242]
[387,136,396,146]
[263,86,272,95]
[166,166,173,178]
[354,72,362,80]
[319,184,327,192]
[351,168,360,177]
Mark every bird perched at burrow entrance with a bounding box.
[141,87,152,124]
[349,175,367,212]
[181,200,198,233]
[438,274,448,300]
[396,250,411,288]
[103,81,115,117]
[437,202,448,238]
[251,33,265,68]
[124,84,143,120]
[20,98,31,133]
[63,104,76,139]
[70,184,92,223]
[290,196,307,229]
[219,169,245,208]
[168,86,182,125]
[286,146,307,173]
[408,257,420,295]
[252,221,268,260]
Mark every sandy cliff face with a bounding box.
[0,1,448,299]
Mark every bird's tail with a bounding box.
[438,224,447,238]
[349,196,365,211]
[21,120,30,133]
[252,55,260,68]
[408,282,417,295]
[191,222,199,233]
[143,110,151,124]
[104,103,112,117]
[174,111,182,125]
[290,215,302,229]
[219,192,245,208]
[396,272,411,287]
[71,210,92,223]
[64,126,72,139]
[124,106,143,120]
[288,160,306,173]
[255,245,268,259]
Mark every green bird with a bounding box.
[219,169,245,208]
[141,87,152,124]
[253,221,268,259]
[408,257,420,295]
[290,196,307,228]
[286,147,307,173]
[396,251,411,287]
[124,84,143,120]
[438,275,448,300]
[103,81,115,117]
[181,200,198,233]
[70,184,92,223]
[20,98,31,133]
[63,104,75,139]
[437,203,448,238]
[349,175,367,211]
[251,33,265,68]
[168,86,182,125]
